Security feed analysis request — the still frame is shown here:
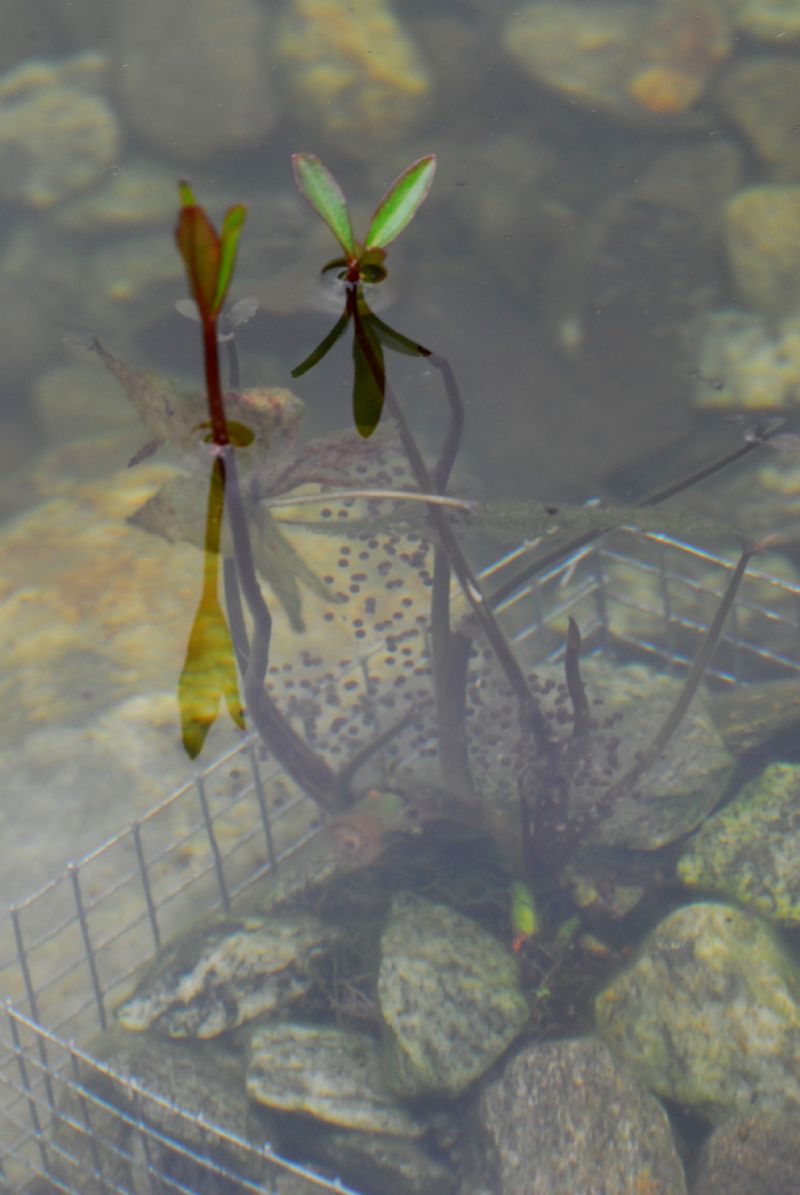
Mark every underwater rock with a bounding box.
[377,893,528,1098]
[112,0,275,159]
[596,901,800,1122]
[724,185,800,316]
[446,131,561,305]
[693,1111,800,1195]
[471,658,734,858]
[503,0,728,126]
[32,360,137,446]
[52,1025,275,1195]
[574,680,734,851]
[725,0,800,40]
[53,158,178,232]
[712,56,800,177]
[276,0,429,140]
[678,761,800,924]
[710,677,800,756]
[117,913,332,1037]
[247,1022,425,1137]
[0,52,120,207]
[86,230,185,320]
[693,310,800,409]
[479,1038,687,1195]
[0,224,85,388]
[304,1129,456,1195]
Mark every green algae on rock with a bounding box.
[247,1022,425,1137]
[678,761,800,924]
[377,893,529,1098]
[117,914,333,1038]
[596,902,800,1122]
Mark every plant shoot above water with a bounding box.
[175,182,249,449]
[291,153,436,437]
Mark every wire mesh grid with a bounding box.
[2,528,800,1194]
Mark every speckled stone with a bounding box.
[117,914,332,1037]
[479,1038,687,1195]
[596,902,800,1122]
[678,761,800,924]
[247,1022,425,1137]
[377,893,529,1097]
[693,1112,800,1195]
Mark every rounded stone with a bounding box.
[480,1038,687,1195]
[247,1022,425,1137]
[694,1112,800,1194]
[112,0,276,160]
[596,901,800,1122]
[0,53,120,207]
[377,892,529,1097]
[712,57,800,176]
[276,0,429,140]
[725,185,800,316]
[678,761,800,924]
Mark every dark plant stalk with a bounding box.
[202,321,230,447]
[351,305,553,758]
[222,443,348,813]
[382,379,552,752]
[195,299,349,810]
[565,617,590,739]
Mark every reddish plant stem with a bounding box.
[203,319,230,447]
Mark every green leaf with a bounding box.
[178,463,245,758]
[292,153,357,259]
[212,203,247,315]
[291,309,350,377]
[352,309,385,438]
[369,309,430,357]
[179,593,245,757]
[175,182,221,321]
[364,155,436,251]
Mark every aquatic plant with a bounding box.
[291,153,435,437]
[174,184,346,807]
[169,170,778,931]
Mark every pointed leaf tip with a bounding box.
[292,153,357,259]
[365,155,436,251]
[178,180,197,208]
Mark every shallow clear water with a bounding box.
[2,0,800,1190]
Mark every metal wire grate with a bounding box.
[2,529,800,1194]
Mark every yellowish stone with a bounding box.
[277,0,429,137]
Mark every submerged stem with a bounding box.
[222,447,349,812]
